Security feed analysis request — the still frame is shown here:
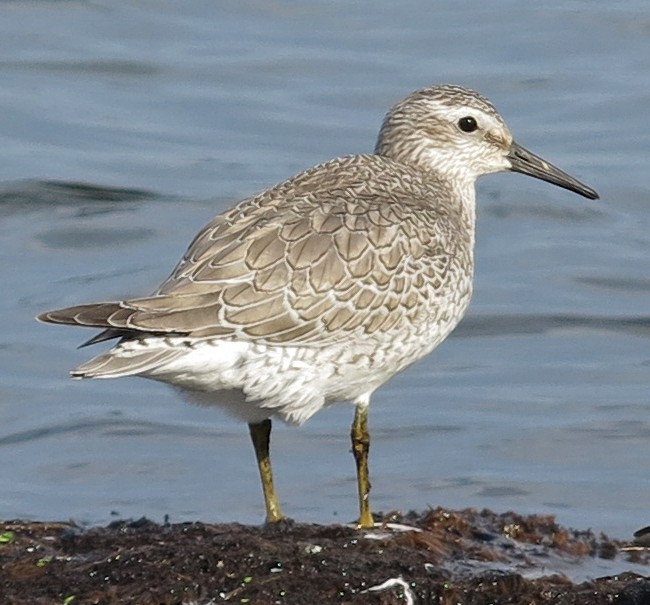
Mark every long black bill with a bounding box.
[507,141,599,200]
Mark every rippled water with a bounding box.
[1,1,649,540]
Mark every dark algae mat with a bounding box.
[2,508,649,604]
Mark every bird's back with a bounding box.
[41,153,476,349]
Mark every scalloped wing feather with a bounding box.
[38,155,470,347]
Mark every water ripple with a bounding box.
[37,225,156,250]
[0,60,161,77]
[456,314,650,338]
[575,276,650,293]
[0,180,157,213]
[0,418,224,447]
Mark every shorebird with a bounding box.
[38,84,598,528]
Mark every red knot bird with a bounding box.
[38,84,598,528]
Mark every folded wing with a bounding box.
[38,155,466,348]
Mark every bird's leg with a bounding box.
[248,419,284,523]
[351,399,374,528]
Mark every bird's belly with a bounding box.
[140,291,470,426]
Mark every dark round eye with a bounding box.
[458,116,478,133]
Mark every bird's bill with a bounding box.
[507,141,599,200]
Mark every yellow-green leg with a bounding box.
[351,401,375,528]
[248,419,284,523]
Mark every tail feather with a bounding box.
[39,302,195,380]
[37,301,188,350]
[37,302,127,329]
[37,298,195,336]
[79,328,131,348]
[72,345,187,379]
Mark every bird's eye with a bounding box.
[458,116,478,133]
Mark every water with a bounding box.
[1,1,649,541]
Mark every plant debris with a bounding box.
[1,507,649,604]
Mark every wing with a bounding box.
[39,155,469,347]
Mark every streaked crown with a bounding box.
[375,84,514,181]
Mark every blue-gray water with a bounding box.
[1,1,649,541]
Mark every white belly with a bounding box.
[141,316,463,426]
[78,282,472,426]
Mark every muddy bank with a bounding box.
[1,508,649,604]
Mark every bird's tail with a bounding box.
[71,345,187,379]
